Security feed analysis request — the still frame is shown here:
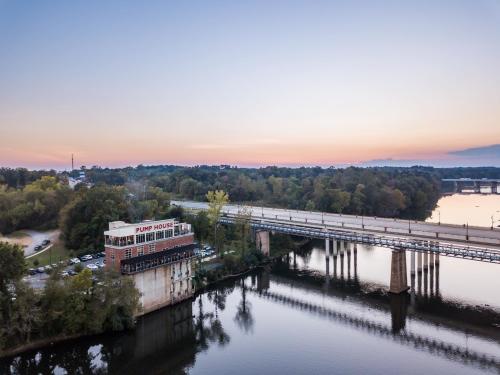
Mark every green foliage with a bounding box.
[0,242,25,295]
[206,190,229,227]
[0,265,140,353]
[59,184,171,251]
[0,176,72,234]
[103,165,442,220]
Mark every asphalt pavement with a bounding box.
[172,200,500,247]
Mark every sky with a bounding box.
[1,0,500,169]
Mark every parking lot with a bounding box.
[24,252,106,290]
[23,245,220,289]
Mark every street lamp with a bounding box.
[438,210,441,225]
[491,213,500,230]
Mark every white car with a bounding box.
[70,258,81,264]
[86,263,98,271]
[80,255,93,262]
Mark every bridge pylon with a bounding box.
[389,248,409,294]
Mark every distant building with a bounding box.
[104,219,195,315]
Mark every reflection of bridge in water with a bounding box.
[247,282,500,373]
[296,240,442,297]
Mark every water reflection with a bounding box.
[3,260,500,375]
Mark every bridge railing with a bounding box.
[219,217,500,264]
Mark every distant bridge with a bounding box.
[442,178,500,194]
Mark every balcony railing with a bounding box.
[120,243,196,275]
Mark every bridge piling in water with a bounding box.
[389,249,409,294]
[410,251,415,275]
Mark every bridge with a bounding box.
[442,178,500,194]
[172,200,500,293]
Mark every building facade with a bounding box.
[104,219,196,315]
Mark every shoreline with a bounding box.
[0,256,278,359]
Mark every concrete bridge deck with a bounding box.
[172,200,500,247]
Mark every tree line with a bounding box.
[2,165,500,252]
[0,242,140,355]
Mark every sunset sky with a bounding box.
[1,0,500,169]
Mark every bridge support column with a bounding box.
[389,249,409,294]
[417,252,422,273]
[340,242,345,279]
[474,181,481,194]
[410,251,415,275]
[325,238,330,276]
[255,230,270,256]
[423,251,429,270]
[353,243,358,280]
[347,243,351,280]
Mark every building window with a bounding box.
[174,225,180,236]
[146,232,155,242]
[125,249,132,259]
[136,234,145,244]
[156,231,164,240]
[137,246,144,256]
[165,229,173,238]
[148,244,155,253]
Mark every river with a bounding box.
[2,194,500,374]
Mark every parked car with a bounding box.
[44,265,52,272]
[61,271,69,277]
[98,251,106,258]
[34,245,42,252]
[86,263,98,271]
[42,239,51,246]
[80,254,93,262]
[68,269,77,276]
[69,258,81,265]
[36,267,45,274]
[28,268,37,275]
[96,262,105,268]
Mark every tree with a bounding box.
[234,206,252,257]
[59,185,131,251]
[206,190,229,257]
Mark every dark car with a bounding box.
[68,269,77,276]
[28,268,37,275]
[34,245,42,252]
[42,239,51,246]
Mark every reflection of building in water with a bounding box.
[106,300,196,374]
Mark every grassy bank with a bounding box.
[27,241,72,267]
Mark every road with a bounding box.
[172,200,500,247]
[23,230,60,257]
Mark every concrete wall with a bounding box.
[132,258,194,316]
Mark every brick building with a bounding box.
[104,219,196,315]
